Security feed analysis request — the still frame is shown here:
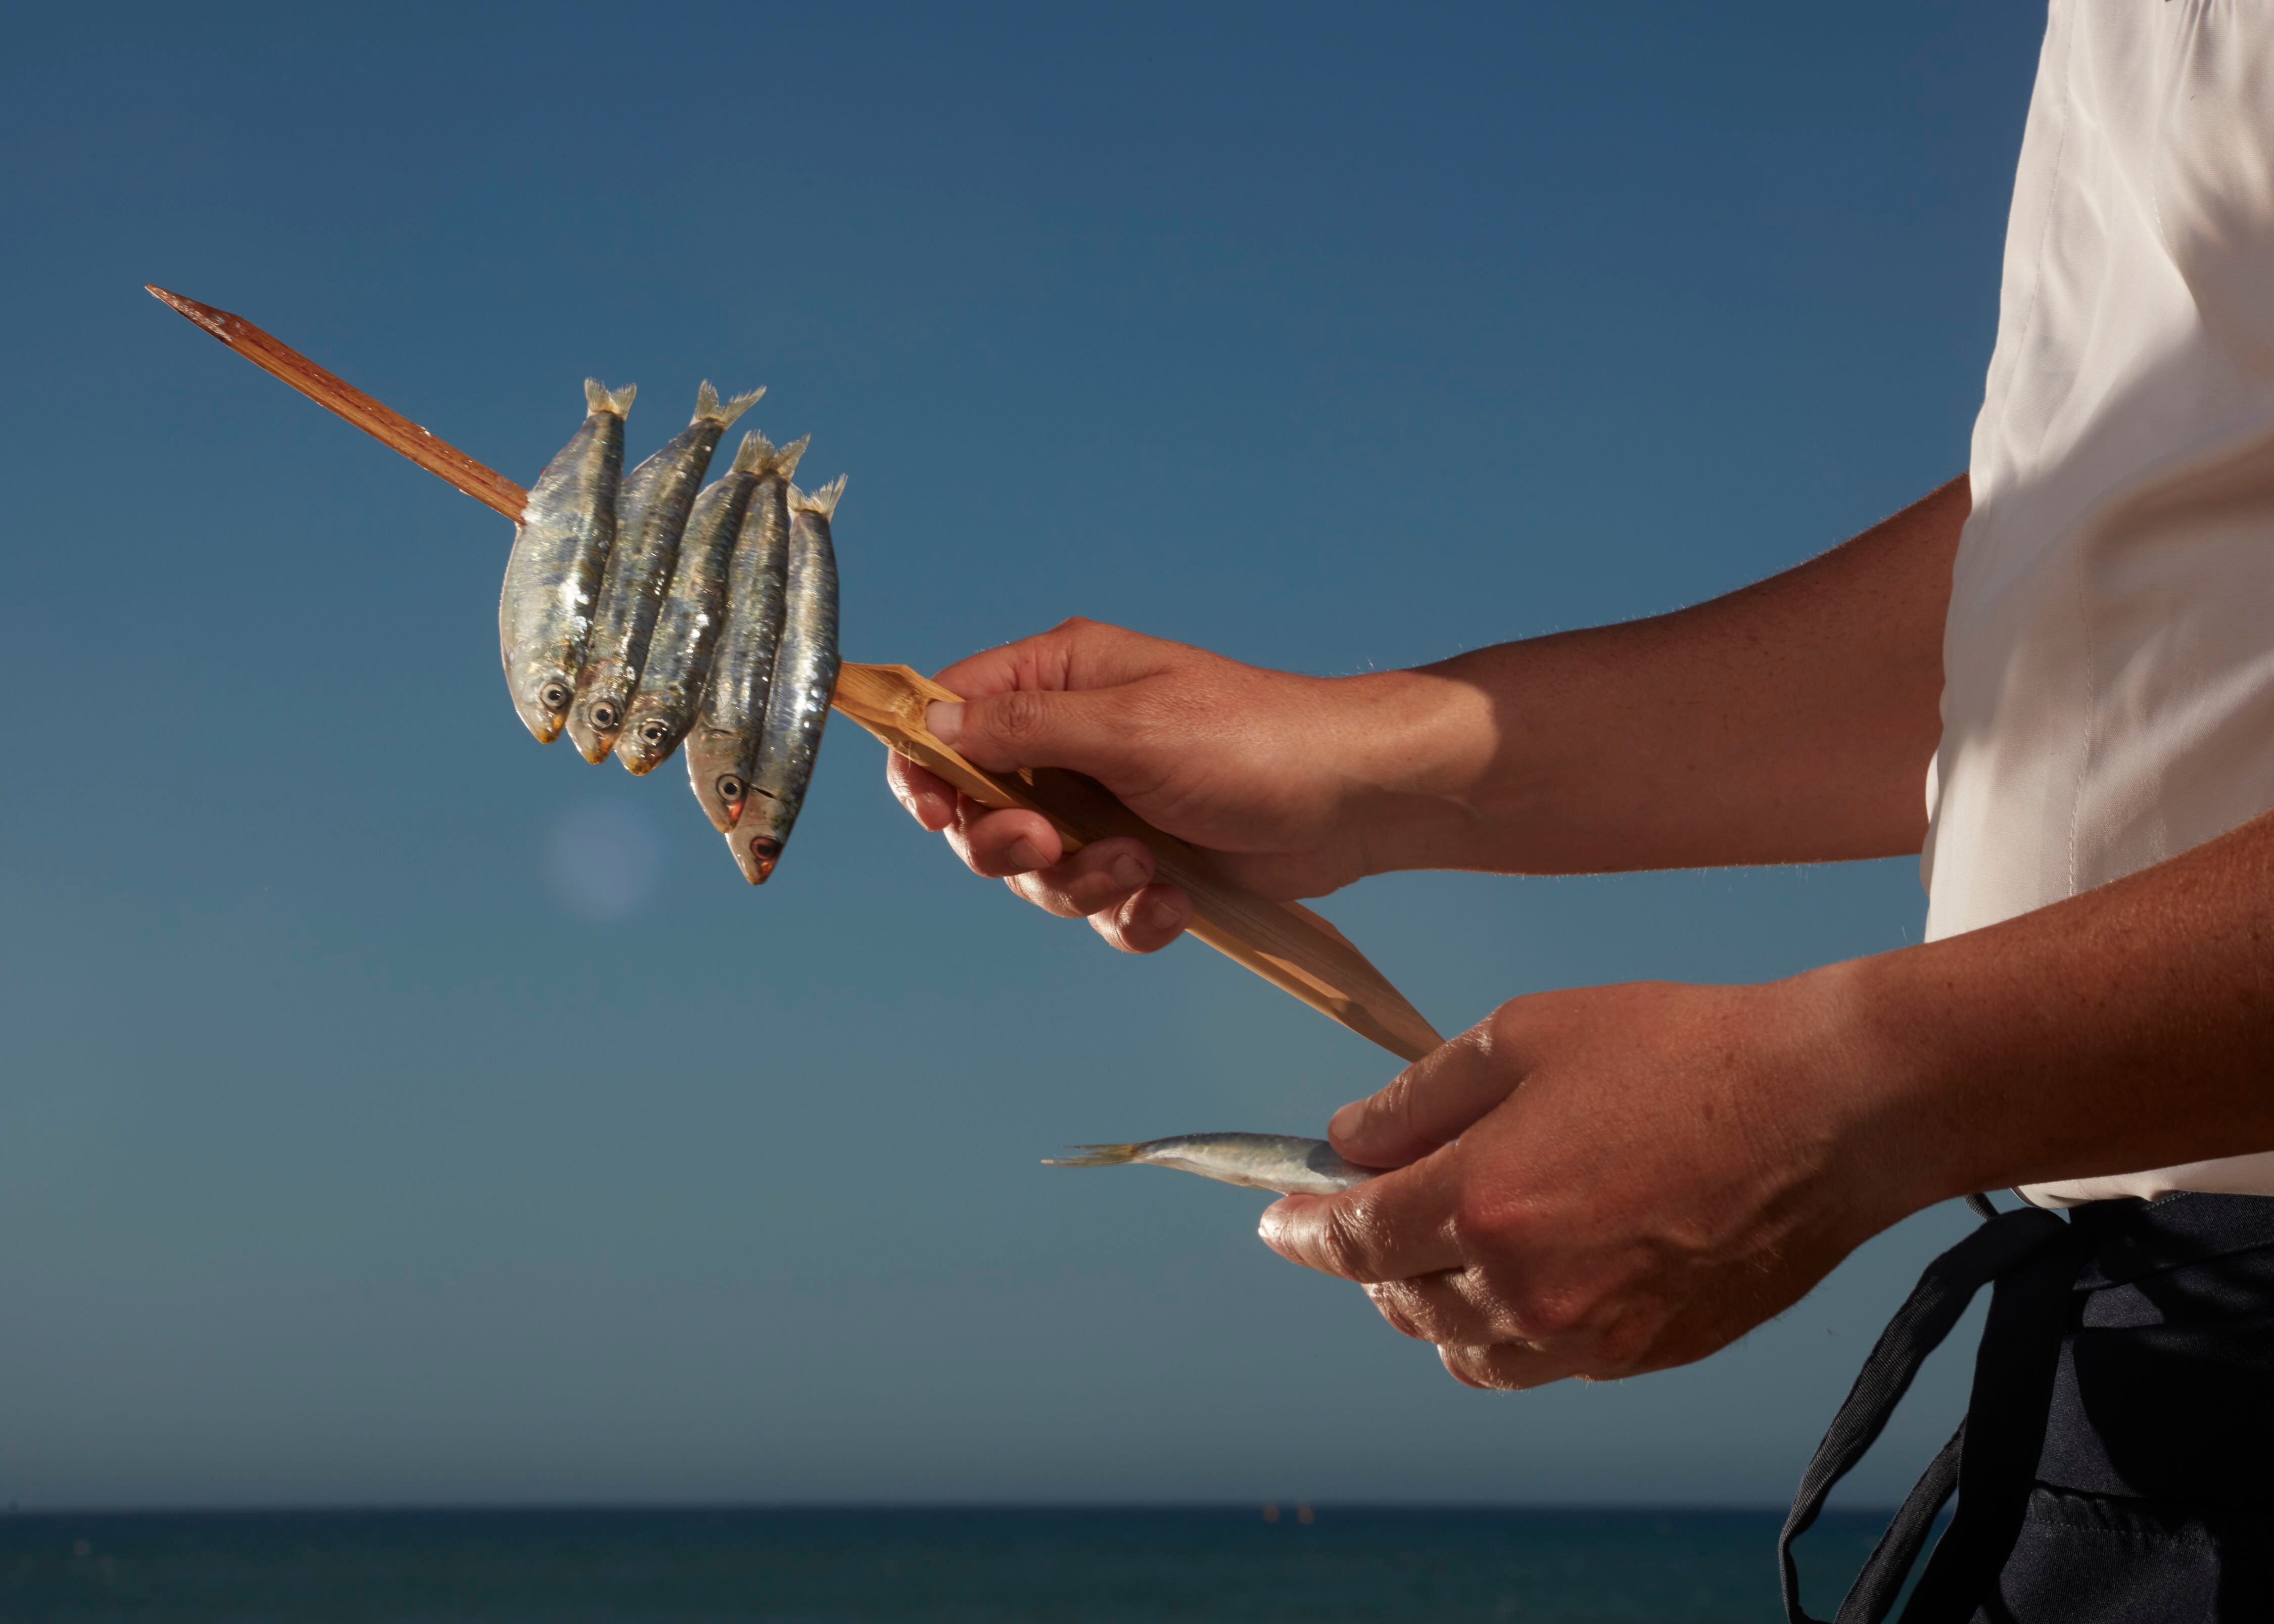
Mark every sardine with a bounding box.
[728,473,843,883]
[614,431,782,775]
[567,380,762,763]
[1044,1134,1377,1196]
[497,379,634,742]
[684,434,807,829]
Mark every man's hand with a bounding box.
[1258,975,1920,1388]
[885,617,1483,952]
[888,481,1970,953]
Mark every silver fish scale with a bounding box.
[568,393,749,762]
[498,393,624,743]
[732,492,840,881]
[685,472,794,833]
[615,464,763,774]
[1045,1133,1377,1196]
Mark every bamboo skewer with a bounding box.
[147,284,1445,1063]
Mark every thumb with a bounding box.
[927,687,1142,780]
[1328,1020,1524,1168]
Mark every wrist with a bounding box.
[1794,951,1986,1222]
[1321,667,1502,874]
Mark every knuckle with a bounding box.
[1448,1185,1515,1256]
[1364,1273,1437,1337]
[1318,1201,1379,1281]
[988,689,1051,745]
[1088,910,1141,954]
[1520,1295,1587,1341]
[1591,1310,1662,1373]
[1494,1272,1592,1342]
[1005,873,1077,918]
[1440,1346,1502,1391]
[1366,1073,1415,1137]
[1365,1283,1431,1343]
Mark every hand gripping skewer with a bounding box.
[147,285,1446,1063]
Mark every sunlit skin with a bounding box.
[889,472,2274,1388]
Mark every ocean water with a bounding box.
[0,1507,1896,1621]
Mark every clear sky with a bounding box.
[3,1,2049,1507]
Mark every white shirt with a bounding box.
[1922,1,2274,1206]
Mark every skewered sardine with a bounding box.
[684,434,806,829]
[497,379,633,742]
[1044,1134,1377,1196]
[730,475,843,882]
[614,432,782,775]
[567,380,761,762]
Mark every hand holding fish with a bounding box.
[886,618,1487,952]
[1257,974,1919,1389]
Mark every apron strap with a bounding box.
[1900,1223,2089,1621]
[1778,1206,2076,1624]
[1835,1422,1963,1624]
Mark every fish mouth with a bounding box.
[685,749,747,832]
[566,704,623,764]
[509,681,570,744]
[614,714,680,775]
[735,834,783,884]
[514,702,566,745]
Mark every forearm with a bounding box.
[1826,805,2274,1215]
[1352,475,1967,875]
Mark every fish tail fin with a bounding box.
[730,430,774,474]
[773,433,812,480]
[1041,1142,1144,1169]
[789,473,847,519]
[586,378,636,416]
[693,380,765,426]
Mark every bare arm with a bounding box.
[1416,472,1966,872]
[889,475,1967,946]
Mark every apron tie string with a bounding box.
[1779,1206,2087,1623]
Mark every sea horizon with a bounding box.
[4,1502,1900,1621]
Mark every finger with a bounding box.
[1255,1155,1463,1283]
[1087,884,1192,953]
[1327,1016,1528,1169]
[1363,1272,1502,1347]
[927,685,1148,781]
[931,618,1168,703]
[884,753,956,831]
[1003,837,1157,920]
[945,802,1064,879]
[1437,1342,1585,1393]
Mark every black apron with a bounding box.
[1781,1192,2274,1622]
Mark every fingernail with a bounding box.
[1109,850,1150,890]
[926,701,964,746]
[1143,891,1184,931]
[1328,1102,1367,1145]
[1009,837,1048,872]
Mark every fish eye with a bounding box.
[638,718,670,745]
[716,775,745,803]
[538,680,572,712]
[590,698,621,730]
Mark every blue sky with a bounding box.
[2,2,2047,1506]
